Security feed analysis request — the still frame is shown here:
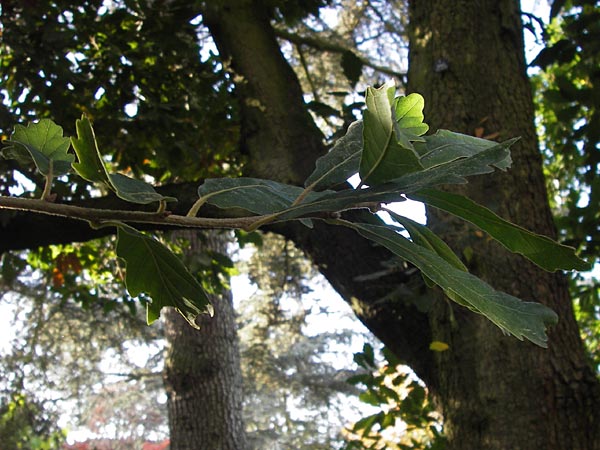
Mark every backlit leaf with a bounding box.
[274,143,512,222]
[70,116,176,205]
[359,82,423,185]
[116,224,213,328]
[71,115,111,184]
[2,119,74,176]
[392,93,429,146]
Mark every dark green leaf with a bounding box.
[346,374,373,386]
[70,116,176,204]
[341,50,363,86]
[304,121,363,191]
[352,413,381,434]
[109,173,177,205]
[197,177,329,215]
[416,130,515,170]
[389,211,467,272]
[363,342,375,367]
[346,222,559,347]
[2,119,74,176]
[378,385,401,402]
[380,412,395,429]
[410,189,591,271]
[116,224,213,328]
[274,143,512,222]
[358,391,384,407]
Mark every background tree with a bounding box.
[163,230,247,450]
[530,0,600,369]
[238,233,371,449]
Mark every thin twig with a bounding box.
[0,196,264,230]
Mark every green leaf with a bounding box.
[70,115,111,184]
[70,115,176,205]
[388,211,467,272]
[392,93,429,146]
[362,342,375,367]
[109,173,177,204]
[416,130,514,170]
[359,82,424,185]
[352,413,381,434]
[273,143,512,222]
[346,222,558,347]
[410,189,591,272]
[304,121,363,191]
[197,177,329,215]
[116,224,213,328]
[2,119,74,176]
[341,50,363,86]
[358,391,384,407]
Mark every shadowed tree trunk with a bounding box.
[406,1,600,448]
[163,231,248,450]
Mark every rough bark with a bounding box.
[163,231,248,450]
[407,1,600,448]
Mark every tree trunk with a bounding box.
[406,0,600,449]
[163,231,248,450]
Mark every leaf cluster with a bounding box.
[1,82,589,346]
[0,0,240,184]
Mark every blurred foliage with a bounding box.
[0,393,66,450]
[530,0,600,367]
[531,0,600,259]
[343,344,445,450]
[0,240,167,445]
[237,233,372,449]
[277,0,408,137]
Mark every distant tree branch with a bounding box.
[274,28,406,82]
